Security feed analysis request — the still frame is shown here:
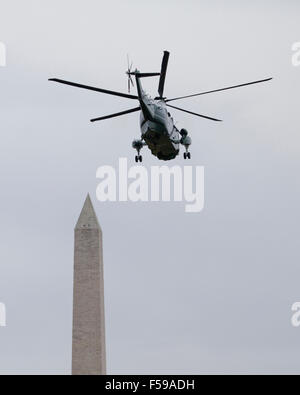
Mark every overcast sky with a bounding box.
[0,0,300,374]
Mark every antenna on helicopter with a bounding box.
[126,54,135,93]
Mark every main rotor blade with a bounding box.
[167,104,222,122]
[90,106,141,122]
[158,51,170,98]
[166,77,273,102]
[49,78,139,100]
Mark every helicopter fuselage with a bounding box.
[137,78,181,161]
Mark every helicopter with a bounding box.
[49,51,272,162]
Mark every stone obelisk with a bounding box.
[72,194,106,375]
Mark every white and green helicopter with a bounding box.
[49,51,272,162]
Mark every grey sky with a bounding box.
[0,0,300,374]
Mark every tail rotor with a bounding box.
[126,55,135,93]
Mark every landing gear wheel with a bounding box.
[183,152,187,160]
[135,155,139,163]
[139,155,143,162]
[187,152,191,159]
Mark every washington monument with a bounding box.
[72,194,106,375]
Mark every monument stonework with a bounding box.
[72,194,106,375]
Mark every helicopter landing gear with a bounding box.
[180,130,192,160]
[132,139,145,164]
[135,155,143,163]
